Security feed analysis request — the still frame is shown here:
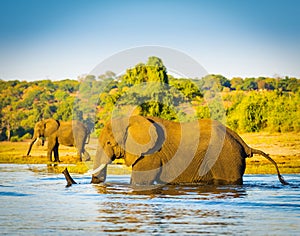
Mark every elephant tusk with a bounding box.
[88,164,107,175]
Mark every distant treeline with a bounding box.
[1,57,299,141]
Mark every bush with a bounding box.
[21,133,32,140]
[225,91,300,133]
[10,136,20,142]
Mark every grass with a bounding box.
[0,139,131,175]
[241,132,300,174]
[0,133,299,175]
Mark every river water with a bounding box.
[0,164,299,235]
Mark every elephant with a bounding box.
[27,119,91,162]
[90,115,288,186]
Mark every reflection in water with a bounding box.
[27,163,61,174]
[95,199,243,234]
[93,183,247,234]
[94,183,247,199]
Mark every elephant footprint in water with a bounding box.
[27,119,91,162]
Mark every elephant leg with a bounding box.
[47,139,56,162]
[131,156,162,185]
[75,150,82,162]
[75,140,84,162]
[27,138,37,156]
[83,150,91,161]
[78,145,91,162]
[209,155,245,185]
[48,151,53,162]
[75,148,82,162]
[53,142,60,162]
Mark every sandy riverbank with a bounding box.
[0,133,299,174]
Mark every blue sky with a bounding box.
[0,0,299,81]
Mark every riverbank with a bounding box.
[241,132,300,174]
[0,133,299,174]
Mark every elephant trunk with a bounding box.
[90,145,114,184]
[91,164,107,184]
[62,168,77,187]
[27,137,37,156]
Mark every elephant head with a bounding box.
[27,119,60,156]
[91,116,165,183]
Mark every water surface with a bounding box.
[0,164,299,235]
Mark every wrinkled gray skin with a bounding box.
[27,119,90,162]
[91,116,288,186]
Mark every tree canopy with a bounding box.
[1,56,300,141]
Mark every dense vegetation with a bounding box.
[1,57,300,141]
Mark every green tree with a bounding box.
[286,77,300,92]
[230,77,244,90]
[226,92,267,132]
[54,96,74,121]
[122,56,168,85]
[201,74,230,91]
[241,78,258,91]
[169,78,202,100]
[54,79,79,93]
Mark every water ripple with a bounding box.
[0,164,299,235]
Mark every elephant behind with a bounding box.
[91,116,288,186]
[27,119,90,162]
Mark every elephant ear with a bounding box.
[124,116,159,166]
[44,119,60,137]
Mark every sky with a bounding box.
[0,0,299,81]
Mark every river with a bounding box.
[0,164,299,235]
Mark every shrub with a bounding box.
[21,133,32,140]
[10,136,20,142]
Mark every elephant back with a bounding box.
[43,119,60,137]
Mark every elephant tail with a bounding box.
[250,148,289,185]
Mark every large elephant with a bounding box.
[90,116,288,186]
[27,119,91,162]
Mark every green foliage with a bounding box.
[230,77,244,90]
[97,57,197,127]
[196,105,210,119]
[0,79,80,141]
[241,78,258,91]
[122,56,168,85]
[169,78,202,100]
[54,96,75,121]
[226,91,300,133]
[227,76,300,92]
[200,74,231,91]
[227,93,267,132]
[54,79,78,93]
[10,136,19,142]
[1,57,300,141]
